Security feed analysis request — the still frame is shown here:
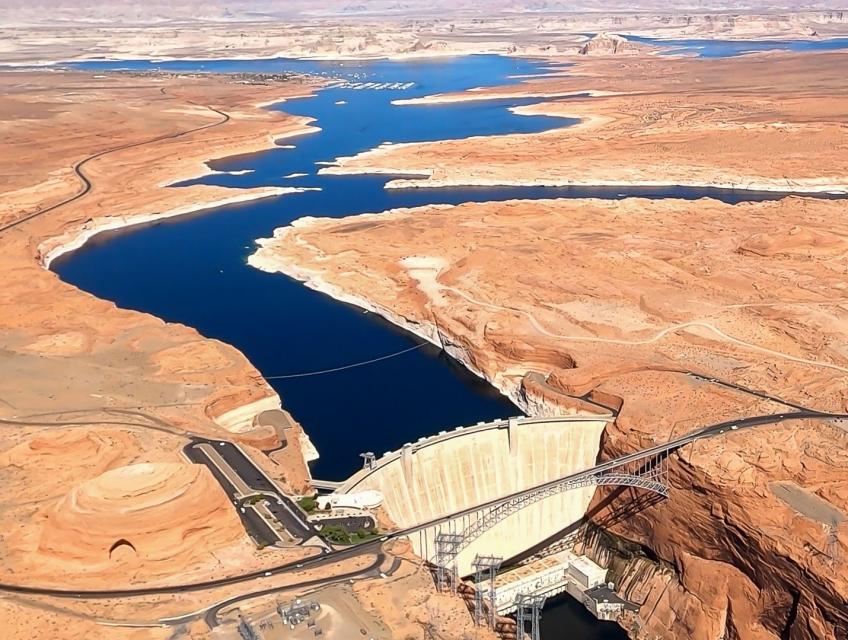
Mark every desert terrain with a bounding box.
[254,197,848,639]
[0,67,319,631]
[0,62,485,639]
[2,3,848,638]
[252,50,848,639]
[2,3,848,65]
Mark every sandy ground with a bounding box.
[321,50,848,194]
[189,540,485,640]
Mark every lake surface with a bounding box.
[628,34,848,57]
[57,50,840,638]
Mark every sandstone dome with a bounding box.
[737,225,848,257]
[38,462,245,569]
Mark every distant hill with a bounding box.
[0,0,838,25]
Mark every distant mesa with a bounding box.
[578,32,644,56]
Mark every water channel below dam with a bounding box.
[56,42,847,638]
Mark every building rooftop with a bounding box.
[585,585,640,612]
[569,554,607,579]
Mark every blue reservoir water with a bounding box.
[55,51,839,638]
[60,55,568,483]
[59,54,840,480]
[627,34,848,57]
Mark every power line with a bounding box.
[264,341,431,380]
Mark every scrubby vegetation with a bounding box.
[319,524,380,545]
[297,494,319,513]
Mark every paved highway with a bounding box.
[684,371,816,412]
[0,90,230,237]
[200,552,388,628]
[184,442,282,546]
[184,439,318,542]
[1,409,844,600]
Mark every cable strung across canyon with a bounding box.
[264,341,431,379]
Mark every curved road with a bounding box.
[0,89,230,236]
[5,72,845,636]
[0,408,843,600]
[4,75,843,604]
[200,552,387,628]
[439,279,848,376]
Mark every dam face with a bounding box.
[339,416,610,576]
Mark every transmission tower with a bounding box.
[515,594,546,640]
[472,555,502,628]
[433,532,464,593]
[360,452,376,470]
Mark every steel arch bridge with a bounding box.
[431,452,669,570]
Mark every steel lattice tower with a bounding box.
[515,594,546,640]
[472,555,502,628]
[433,532,464,593]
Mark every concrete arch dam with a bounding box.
[338,415,612,576]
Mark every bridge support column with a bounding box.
[433,532,464,594]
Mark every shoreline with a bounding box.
[165,124,321,185]
[391,88,614,106]
[377,175,848,194]
[249,221,534,416]
[20,75,340,488]
[4,32,848,69]
[319,137,848,195]
[0,47,553,69]
[40,187,318,269]
[318,161,848,195]
[39,98,323,269]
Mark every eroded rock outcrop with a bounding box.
[578,32,644,55]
